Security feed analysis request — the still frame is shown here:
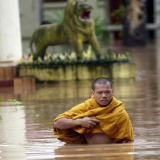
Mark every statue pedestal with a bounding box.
[18,62,136,81]
[0,63,35,101]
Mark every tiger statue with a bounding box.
[30,0,101,61]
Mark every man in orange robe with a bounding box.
[53,77,134,144]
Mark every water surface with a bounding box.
[0,44,160,159]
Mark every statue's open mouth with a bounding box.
[81,10,91,20]
[76,2,93,22]
[80,9,92,22]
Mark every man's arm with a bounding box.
[54,117,100,129]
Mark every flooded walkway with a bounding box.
[0,44,160,159]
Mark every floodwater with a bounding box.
[0,43,160,160]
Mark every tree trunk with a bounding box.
[122,0,147,46]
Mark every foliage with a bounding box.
[8,99,19,103]
[105,49,131,62]
[111,4,125,24]
[0,97,2,102]
[19,47,131,67]
[110,4,125,38]
[43,11,64,24]
[94,17,108,40]
[8,98,20,109]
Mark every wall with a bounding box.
[19,0,42,54]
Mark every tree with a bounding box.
[122,0,147,46]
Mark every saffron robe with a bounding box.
[53,96,134,144]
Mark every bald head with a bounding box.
[92,77,112,91]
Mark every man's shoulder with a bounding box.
[111,97,125,109]
[113,96,123,104]
[71,98,94,111]
[84,97,98,109]
[117,106,131,123]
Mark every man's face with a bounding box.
[91,83,113,106]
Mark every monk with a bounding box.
[53,77,134,144]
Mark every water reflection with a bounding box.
[0,44,160,159]
[54,144,135,160]
[0,104,26,159]
[156,39,160,91]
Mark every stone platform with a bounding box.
[0,62,35,94]
[18,62,136,81]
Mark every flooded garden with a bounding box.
[0,44,160,160]
[1,0,160,159]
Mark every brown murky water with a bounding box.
[0,44,160,159]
